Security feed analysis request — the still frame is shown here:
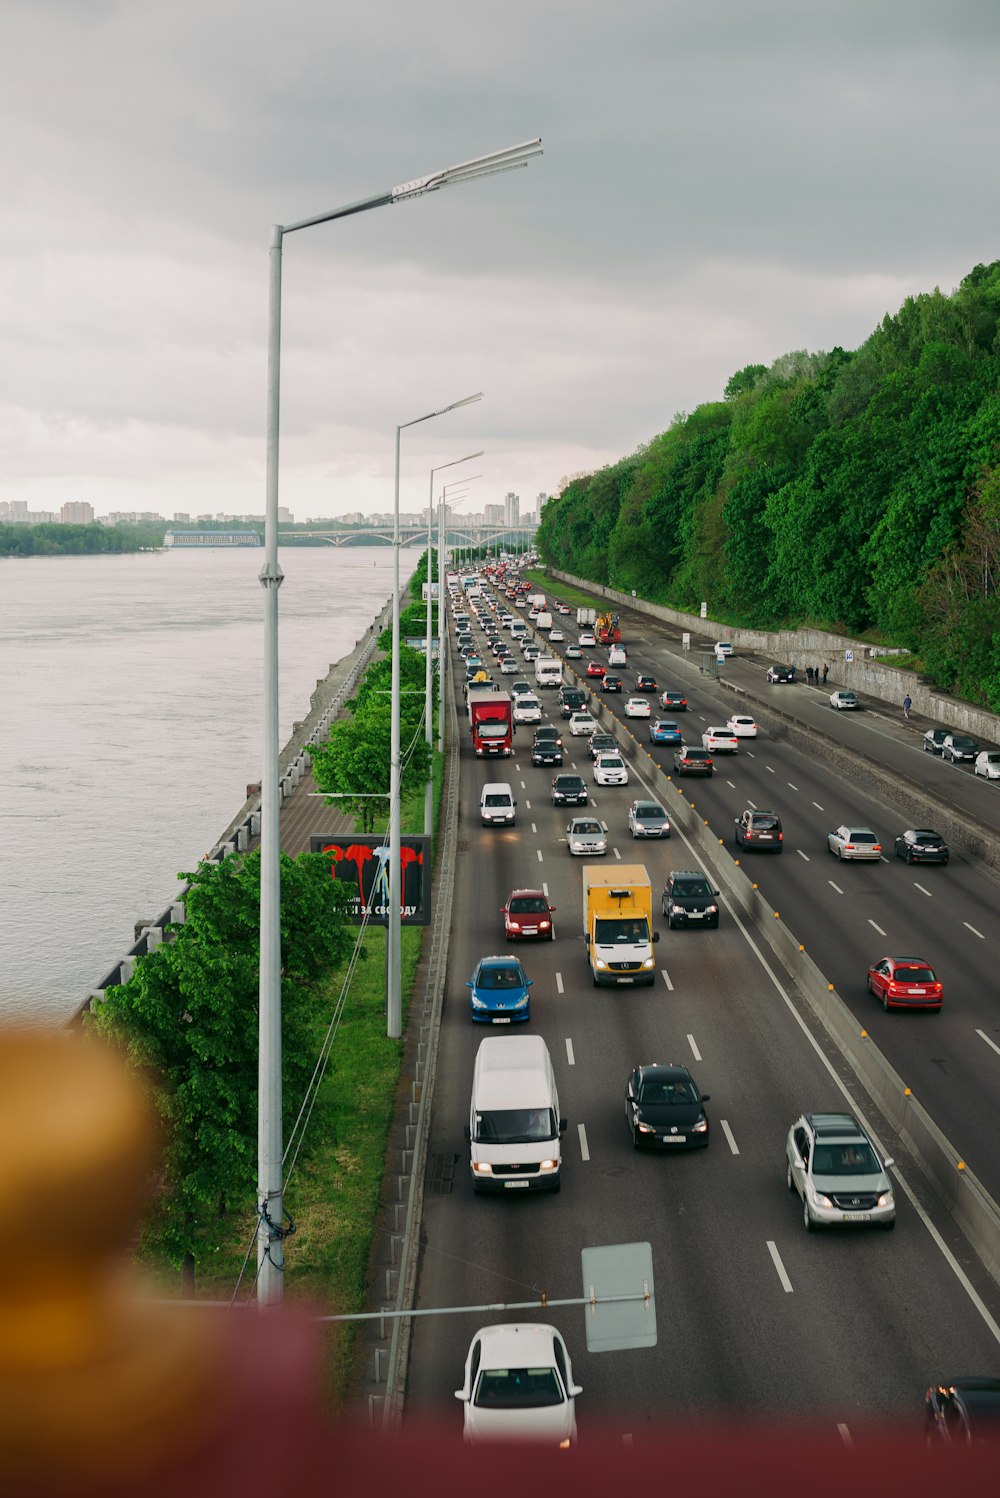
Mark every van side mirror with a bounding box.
[559,1117,567,1134]
[454,1390,468,1402]
[463,1125,471,1142]
[701,1094,711,1103]
[465,980,473,988]
[883,1157,895,1170]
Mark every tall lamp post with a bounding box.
[424,452,483,835]
[257,137,542,1307]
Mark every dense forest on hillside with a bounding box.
[538,262,1000,710]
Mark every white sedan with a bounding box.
[727,714,758,738]
[500,658,518,674]
[827,825,883,861]
[568,712,599,736]
[830,690,860,710]
[549,629,565,642]
[565,645,583,659]
[513,694,542,724]
[579,631,597,647]
[702,725,739,753]
[714,641,734,657]
[593,753,629,786]
[624,697,651,718]
[456,1323,581,1447]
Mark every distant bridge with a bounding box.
[285,524,532,549]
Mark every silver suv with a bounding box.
[786,1112,895,1232]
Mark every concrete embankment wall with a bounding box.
[548,567,1000,742]
[73,597,394,1024]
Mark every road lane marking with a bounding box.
[525,799,531,810]
[726,779,736,788]
[868,919,886,936]
[965,922,985,940]
[578,1123,590,1162]
[828,881,843,894]
[976,1029,1000,1058]
[565,1037,575,1065]
[613,847,621,860]
[556,972,564,994]
[537,850,543,863]
[914,882,931,897]
[787,782,798,791]
[543,881,549,897]
[520,781,526,788]
[797,849,810,861]
[746,751,756,758]
[838,1425,854,1449]
[812,801,824,811]
[660,969,674,992]
[531,822,537,833]
[720,1120,739,1155]
[687,1033,702,1061]
[747,799,757,809]
[766,765,775,774]
[767,1241,794,1293]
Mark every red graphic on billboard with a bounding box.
[310,835,430,926]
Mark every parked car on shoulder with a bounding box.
[893,828,949,864]
[766,665,794,684]
[942,733,979,763]
[975,749,1000,780]
[922,729,947,755]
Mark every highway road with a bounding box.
[403,575,1000,1444]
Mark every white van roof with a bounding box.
[474,1035,553,1110]
[482,781,514,797]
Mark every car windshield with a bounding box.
[573,821,603,836]
[484,795,510,809]
[478,724,507,739]
[594,918,649,943]
[599,758,624,769]
[951,737,976,749]
[477,966,523,989]
[893,966,935,983]
[636,804,664,818]
[474,1367,563,1409]
[812,1142,880,1176]
[510,897,547,914]
[638,1078,699,1105]
[474,1108,556,1144]
[557,778,584,790]
[673,879,711,897]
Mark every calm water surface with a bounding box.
[0,547,401,1021]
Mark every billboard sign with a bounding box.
[309,834,431,926]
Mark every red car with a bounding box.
[866,956,942,1012]
[500,888,556,940]
[586,660,606,678]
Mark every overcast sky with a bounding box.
[3,0,998,522]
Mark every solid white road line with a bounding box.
[965,922,986,940]
[797,850,810,862]
[837,1424,854,1448]
[565,1037,575,1065]
[767,1240,794,1293]
[914,882,931,897]
[868,919,886,936]
[828,881,843,894]
[976,1029,1000,1059]
[578,1123,590,1162]
[687,1033,702,1061]
[556,972,564,994]
[660,968,674,992]
[720,1120,739,1155]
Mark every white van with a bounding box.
[466,1035,565,1194]
[608,645,627,667]
[480,782,517,825]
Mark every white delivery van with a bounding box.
[466,1035,566,1193]
[608,645,627,667]
[480,782,517,825]
[534,656,563,689]
[535,611,553,631]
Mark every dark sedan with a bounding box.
[530,734,563,766]
[673,746,714,776]
[551,774,589,806]
[766,665,794,684]
[625,1064,710,1149]
[634,674,657,693]
[601,674,623,693]
[659,690,688,711]
[894,828,949,864]
[661,871,720,928]
[922,729,949,754]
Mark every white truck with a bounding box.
[534,655,563,689]
[529,593,546,609]
[576,607,597,626]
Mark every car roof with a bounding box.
[477,955,524,970]
[804,1111,866,1139]
[634,801,665,812]
[639,1063,693,1082]
[669,869,708,880]
[507,888,546,901]
[474,1323,560,1365]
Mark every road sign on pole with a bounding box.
[580,1241,656,1352]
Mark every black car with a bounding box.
[673,746,714,776]
[942,734,979,763]
[659,690,688,711]
[922,729,949,754]
[735,809,783,852]
[551,773,589,806]
[634,674,657,693]
[601,674,623,693]
[661,871,720,928]
[766,665,794,683]
[894,828,949,865]
[589,732,618,761]
[531,733,563,766]
[625,1064,710,1149]
[559,688,588,718]
[925,1377,1000,1446]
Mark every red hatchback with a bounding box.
[586,660,606,678]
[867,957,942,1012]
[500,889,556,941]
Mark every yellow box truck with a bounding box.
[581,866,658,987]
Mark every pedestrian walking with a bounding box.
[902,694,912,720]
[789,663,796,682]
[822,663,829,685]
[807,666,815,685]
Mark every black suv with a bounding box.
[551,773,589,806]
[661,871,721,929]
[673,746,713,776]
[531,728,564,766]
[601,674,623,693]
[559,687,588,718]
[735,809,783,852]
[589,732,618,761]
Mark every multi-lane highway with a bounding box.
[404,575,1000,1443]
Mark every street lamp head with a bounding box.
[392,138,542,204]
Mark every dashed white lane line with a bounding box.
[543,881,549,897]
[828,880,843,894]
[556,972,564,995]
[868,919,886,936]
[520,780,526,789]
[531,822,537,833]
[613,847,621,860]
[525,799,531,810]
[720,1120,739,1155]
[747,798,757,809]
[726,779,736,788]
[767,1241,794,1293]
[787,781,798,791]
[687,1033,702,1061]
[766,765,775,774]
[565,1037,575,1065]
[746,751,756,758]
[812,801,824,811]
[537,849,543,863]
[660,968,674,992]
[965,922,986,940]
[913,882,931,897]
[977,1029,1000,1058]
[837,1424,854,1449]
[797,849,810,862]
[578,1123,590,1162]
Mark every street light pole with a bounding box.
[258,137,541,1306]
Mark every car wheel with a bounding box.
[905,848,913,864]
[804,1198,815,1232]
[667,914,676,929]
[550,1175,561,1194]
[836,846,843,860]
[786,1162,795,1193]
[883,990,890,1013]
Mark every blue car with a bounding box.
[467,955,533,1024]
[649,718,683,745]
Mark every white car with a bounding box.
[549,629,565,643]
[702,726,738,753]
[593,753,629,786]
[455,1323,581,1447]
[624,697,650,718]
[727,714,758,738]
[608,646,627,667]
[974,749,1000,780]
[566,645,582,659]
[579,631,597,647]
[827,825,882,861]
[714,641,734,657]
[500,657,518,674]
[829,690,860,710]
[568,712,599,736]
[513,693,542,724]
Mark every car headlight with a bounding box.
[594,957,609,970]
[877,1191,894,1208]
[671,904,685,914]
[538,1159,558,1172]
[642,957,655,968]
[808,1187,833,1208]
[471,995,487,1009]
[707,904,718,914]
[636,1121,655,1134]
[570,840,583,851]
[692,1117,709,1133]
[513,994,529,1007]
[472,1162,493,1175]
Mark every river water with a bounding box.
[0,546,404,1023]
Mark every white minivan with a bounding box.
[481,782,517,825]
[466,1035,565,1194]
